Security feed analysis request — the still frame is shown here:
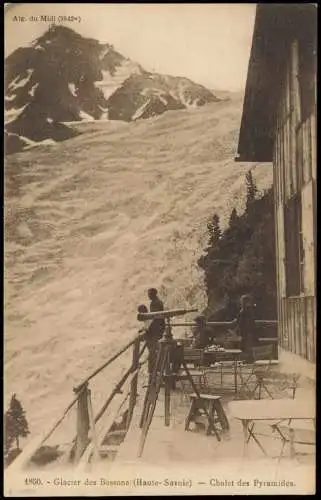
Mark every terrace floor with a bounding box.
[105,363,315,495]
[4,359,315,496]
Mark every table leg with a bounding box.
[289,428,295,459]
[242,419,250,458]
[206,400,214,436]
[247,423,267,456]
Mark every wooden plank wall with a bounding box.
[273,40,316,363]
[281,296,315,363]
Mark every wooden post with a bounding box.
[164,317,173,427]
[87,388,100,462]
[74,383,90,463]
[126,338,140,429]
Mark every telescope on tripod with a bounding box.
[137,306,219,456]
[137,308,198,339]
[137,307,198,321]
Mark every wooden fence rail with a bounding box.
[74,333,143,393]
[72,337,146,462]
[171,320,278,327]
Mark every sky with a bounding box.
[4,3,256,91]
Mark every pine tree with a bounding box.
[245,169,258,209]
[4,412,14,457]
[4,394,30,452]
[198,177,277,320]
[207,213,221,248]
[228,207,238,228]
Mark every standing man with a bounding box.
[142,288,166,378]
[236,294,258,362]
[148,288,166,339]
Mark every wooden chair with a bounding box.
[238,344,278,399]
[182,347,205,369]
[270,373,315,460]
[273,421,315,461]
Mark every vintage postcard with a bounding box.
[4,3,316,496]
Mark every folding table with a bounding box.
[229,399,315,458]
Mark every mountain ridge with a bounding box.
[5,25,220,154]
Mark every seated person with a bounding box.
[191,316,213,349]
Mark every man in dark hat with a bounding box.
[236,294,258,362]
[147,288,166,341]
[138,289,166,378]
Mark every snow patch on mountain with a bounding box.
[4,105,28,124]
[79,110,95,121]
[29,83,39,97]
[5,94,16,102]
[68,83,77,97]
[132,99,151,121]
[8,69,34,91]
[95,59,143,100]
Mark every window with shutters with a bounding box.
[284,192,304,296]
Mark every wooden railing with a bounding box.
[8,332,147,471]
[72,334,148,462]
[7,318,278,471]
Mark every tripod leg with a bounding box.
[141,346,165,430]
[164,347,172,427]
[138,344,169,457]
[164,378,171,426]
[181,361,221,441]
[140,341,163,428]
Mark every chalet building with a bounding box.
[237,4,317,368]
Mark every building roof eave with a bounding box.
[237,3,317,163]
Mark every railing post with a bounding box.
[87,388,100,462]
[126,338,141,429]
[74,383,90,463]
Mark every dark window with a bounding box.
[298,38,316,122]
[284,193,304,296]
